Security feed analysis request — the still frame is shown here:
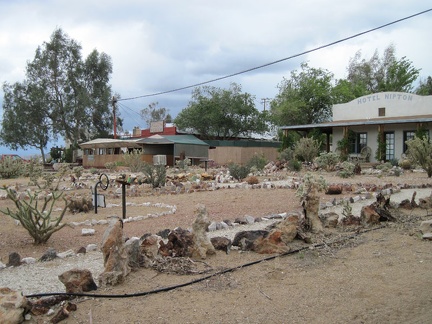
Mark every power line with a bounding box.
[118,8,432,102]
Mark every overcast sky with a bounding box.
[1,1,431,156]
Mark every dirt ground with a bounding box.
[1,169,432,323]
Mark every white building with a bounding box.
[281,92,432,163]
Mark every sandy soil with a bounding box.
[0,168,432,323]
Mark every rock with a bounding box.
[210,237,232,254]
[156,229,170,239]
[208,221,217,232]
[274,220,298,244]
[141,234,161,259]
[158,228,195,257]
[86,244,98,252]
[253,230,289,254]
[99,218,130,286]
[340,214,361,226]
[82,228,95,236]
[50,301,77,324]
[0,287,28,324]
[191,204,216,259]
[0,261,6,270]
[419,220,432,234]
[419,196,432,209]
[21,257,36,265]
[58,269,97,293]
[39,248,57,262]
[321,212,339,228]
[57,249,75,259]
[422,233,432,240]
[326,184,342,195]
[232,230,269,250]
[234,217,248,225]
[76,247,87,254]
[125,237,143,270]
[7,252,21,267]
[244,215,255,224]
[360,205,380,225]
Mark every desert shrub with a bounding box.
[293,137,320,163]
[337,161,355,178]
[28,158,44,185]
[228,163,250,181]
[0,187,68,244]
[105,161,117,171]
[389,158,399,167]
[0,156,24,179]
[89,168,99,174]
[245,176,259,185]
[376,162,392,172]
[314,152,340,171]
[278,147,294,162]
[141,163,166,188]
[399,159,412,170]
[246,153,267,171]
[406,136,432,177]
[176,158,191,170]
[123,149,145,172]
[287,159,302,171]
[73,166,84,179]
[69,197,93,213]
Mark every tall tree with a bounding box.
[1,82,51,161]
[270,62,334,126]
[140,102,170,127]
[416,76,432,95]
[347,44,420,94]
[174,83,268,139]
[1,28,116,154]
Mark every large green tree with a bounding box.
[416,76,432,95]
[346,44,420,94]
[270,62,334,126]
[174,83,268,139]
[1,28,117,157]
[140,102,171,127]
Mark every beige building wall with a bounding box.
[208,146,279,165]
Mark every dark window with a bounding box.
[403,131,415,153]
[378,107,386,116]
[349,132,367,153]
[385,132,395,161]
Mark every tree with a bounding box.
[1,82,51,161]
[406,136,432,178]
[346,44,420,94]
[416,76,432,95]
[270,62,334,126]
[1,28,116,156]
[174,83,268,139]
[140,102,170,127]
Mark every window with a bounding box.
[349,132,367,153]
[378,107,386,116]
[385,132,395,161]
[403,131,415,153]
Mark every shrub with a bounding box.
[287,159,302,171]
[69,197,93,213]
[0,156,24,179]
[399,159,412,170]
[293,137,320,163]
[245,176,259,185]
[406,136,432,177]
[337,161,355,178]
[0,187,69,244]
[314,152,340,171]
[123,149,145,172]
[176,158,191,170]
[246,153,267,171]
[278,148,294,162]
[141,163,166,188]
[73,166,84,179]
[105,161,117,171]
[228,163,250,181]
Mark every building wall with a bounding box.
[208,146,279,165]
[333,92,432,121]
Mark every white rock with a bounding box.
[86,244,98,252]
[21,257,36,264]
[0,261,6,269]
[57,249,75,259]
[82,228,95,236]
[245,215,255,224]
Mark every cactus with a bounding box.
[0,187,69,244]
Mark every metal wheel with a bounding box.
[99,173,109,190]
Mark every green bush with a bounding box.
[278,148,294,162]
[228,163,250,181]
[246,153,267,171]
[314,152,340,171]
[337,161,355,178]
[406,136,432,177]
[398,159,412,170]
[175,158,191,170]
[141,163,166,188]
[293,137,320,163]
[0,156,24,179]
[123,149,145,172]
[105,161,118,171]
[287,159,302,171]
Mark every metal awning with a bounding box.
[79,138,142,149]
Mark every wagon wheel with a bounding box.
[99,173,109,190]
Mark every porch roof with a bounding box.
[135,134,209,146]
[79,138,141,149]
[280,115,432,132]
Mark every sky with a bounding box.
[1,1,431,157]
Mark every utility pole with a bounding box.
[261,98,271,111]
[112,96,117,139]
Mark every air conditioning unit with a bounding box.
[153,155,167,166]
